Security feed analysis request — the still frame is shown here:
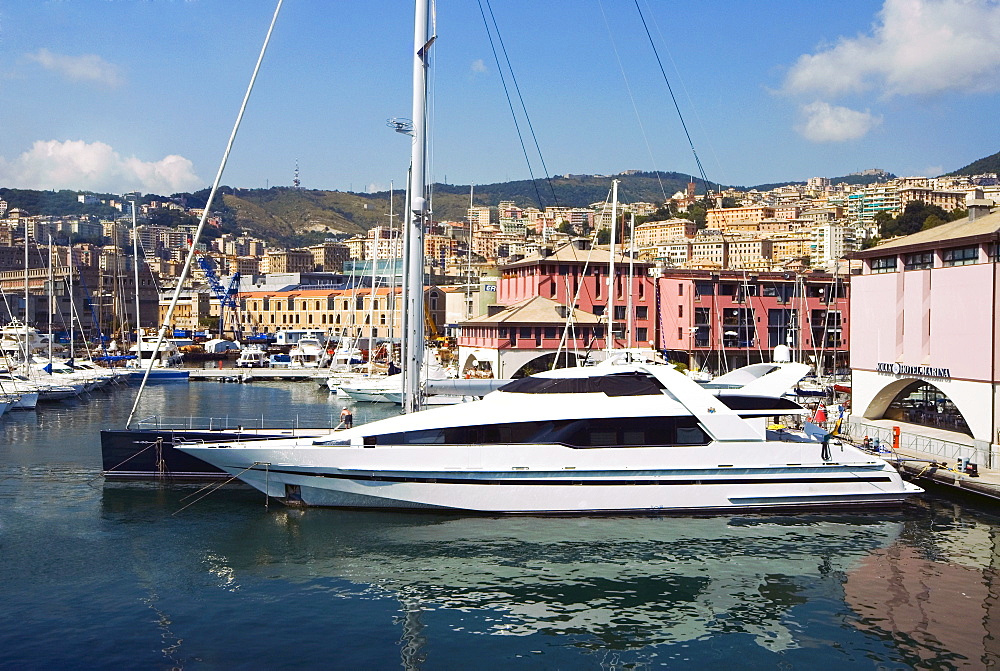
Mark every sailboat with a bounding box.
[179,0,920,513]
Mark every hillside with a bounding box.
[216,172,711,246]
[945,150,1000,176]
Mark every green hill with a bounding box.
[945,150,1000,176]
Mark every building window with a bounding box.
[904,252,933,270]
[636,327,648,342]
[636,306,648,320]
[943,246,978,267]
[678,305,683,318]
[678,284,683,296]
[695,283,714,296]
[871,256,897,274]
[677,327,683,340]
[614,306,627,320]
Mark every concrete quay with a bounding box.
[844,418,1000,504]
[188,368,326,382]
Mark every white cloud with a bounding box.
[797,102,882,142]
[0,140,202,194]
[471,59,487,74]
[785,0,1000,97]
[25,48,123,88]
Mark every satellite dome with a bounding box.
[773,344,791,363]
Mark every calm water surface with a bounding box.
[2,382,999,669]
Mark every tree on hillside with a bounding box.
[878,201,955,238]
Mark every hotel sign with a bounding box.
[877,362,951,379]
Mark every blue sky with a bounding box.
[1,0,999,196]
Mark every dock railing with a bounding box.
[843,420,987,467]
[133,414,303,433]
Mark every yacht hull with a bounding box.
[183,441,921,513]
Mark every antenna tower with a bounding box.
[293,160,301,189]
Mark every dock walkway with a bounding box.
[188,368,325,382]
[843,418,1000,504]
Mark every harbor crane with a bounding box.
[197,254,242,341]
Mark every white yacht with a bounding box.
[288,337,328,368]
[235,343,269,368]
[180,360,921,513]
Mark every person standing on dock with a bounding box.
[340,407,353,429]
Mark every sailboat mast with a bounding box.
[131,196,142,349]
[48,232,53,367]
[402,0,432,414]
[606,179,619,356]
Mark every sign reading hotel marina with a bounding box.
[876,362,951,379]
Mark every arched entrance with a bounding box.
[511,352,585,378]
[880,380,972,436]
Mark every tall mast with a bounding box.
[23,219,29,370]
[131,195,142,350]
[402,0,433,414]
[47,232,53,367]
[626,211,635,350]
[67,237,75,361]
[606,178,619,356]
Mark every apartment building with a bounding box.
[264,249,315,274]
[632,218,697,247]
[705,205,776,228]
[237,286,445,339]
[657,269,850,373]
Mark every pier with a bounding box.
[187,368,326,382]
[845,419,1000,503]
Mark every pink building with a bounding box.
[457,240,657,377]
[657,269,850,374]
[851,199,1000,461]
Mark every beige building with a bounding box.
[238,286,446,339]
[727,237,773,270]
[768,234,812,265]
[689,236,727,268]
[706,205,775,228]
[309,241,351,272]
[264,249,315,274]
[632,218,697,247]
[158,290,211,332]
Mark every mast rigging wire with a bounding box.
[476,0,553,209]
[631,0,714,198]
[125,0,284,428]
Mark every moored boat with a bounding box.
[180,360,921,513]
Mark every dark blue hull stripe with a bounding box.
[249,468,893,487]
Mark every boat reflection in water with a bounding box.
[199,507,902,663]
[844,499,1000,668]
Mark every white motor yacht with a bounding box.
[180,361,921,513]
[288,337,328,368]
[235,344,269,368]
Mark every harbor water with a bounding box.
[2,381,1000,669]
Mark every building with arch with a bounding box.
[851,196,1000,465]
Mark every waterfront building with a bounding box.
[850,194,1000,465]
[657,269,850,374]
[237,286,445,340]
[457,239,657,376]
[457,296,605,378]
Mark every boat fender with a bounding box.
[821,435,832,462]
